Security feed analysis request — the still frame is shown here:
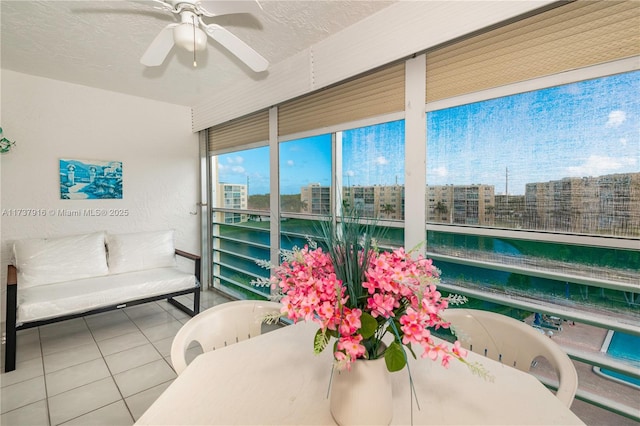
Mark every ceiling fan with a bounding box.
[139,0,268,72]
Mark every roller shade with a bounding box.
[426,0,640,102]
[278,62,405,137]
[208,110,269,153]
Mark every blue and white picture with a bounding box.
[60,159,123,200]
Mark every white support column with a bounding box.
[269,107,281,269]
[404,54,427,255]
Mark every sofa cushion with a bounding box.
[13,232,109,289]
[17,267,197,323]
[107,230,176,274]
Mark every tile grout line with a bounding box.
[38,327,53,426]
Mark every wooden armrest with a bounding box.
[7,265,17,286]
[175,249,201,261]
[175,250,201,283]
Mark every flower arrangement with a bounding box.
[255,216,489,378]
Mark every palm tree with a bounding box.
[380,204,396,218]
[434,201,448,221]
[485,205,495,225]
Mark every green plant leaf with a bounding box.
[405,342,417,360]
[359,312,378,339]
[313,328,330,354]
[384,342,406,372]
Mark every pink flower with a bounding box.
[367,293,398,318]
[337,335,366,362]
[267,241,465,371]
[452,340,468,358]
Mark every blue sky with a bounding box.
[218,71,639,196]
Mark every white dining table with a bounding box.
[136,321,585,425]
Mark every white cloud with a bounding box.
[606,110,626,128]
[431,166,448,177]
[345,170,355,177]
[375,156,389,166]
[287,160,294,166]
[565,155,637,177]
[620,138,628,146]
[226,156,244,164]
[218,162,245,174]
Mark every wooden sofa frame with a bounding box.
[4,249,201,372]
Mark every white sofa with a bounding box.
[4,230,201,372]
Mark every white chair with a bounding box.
[170,299,283,374]
[442,308,578,407]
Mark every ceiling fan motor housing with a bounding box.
[174,11,207,52]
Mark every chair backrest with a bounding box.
[442,308,578,407]
[170,300,283,375]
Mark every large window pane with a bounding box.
[214,146,270,211]
[280,134,332,214]
[342,120,405,220]
[427,71,640,236]
[212,145,271,299]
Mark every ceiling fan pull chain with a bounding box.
[192,15,197,67]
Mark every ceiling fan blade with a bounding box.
[141,23,178,66]
[129,0,174,13]
[197,0,262,17]
[203,23,268,72]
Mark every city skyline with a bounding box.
[218,71,639,196]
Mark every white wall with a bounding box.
[0,70,200,314]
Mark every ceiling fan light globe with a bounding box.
[173,24,207,52]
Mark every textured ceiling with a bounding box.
[1,1,394,106]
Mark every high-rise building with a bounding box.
[215,183,248,224]
[427,184,495,225]
[524,172,640,235]
[300,183,331,214]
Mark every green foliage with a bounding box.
[247,194,269,210]
[281,194,306,212]
[384,342,407,372]
[359,312,378,339]
[314,328,331,354]
[316,211,387,313]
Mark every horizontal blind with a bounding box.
[426,0,640,102]
[279,62,405,137]
[208,110,269,153]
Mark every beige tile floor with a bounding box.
[1,290,232,426]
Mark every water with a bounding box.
[597,331,640,388]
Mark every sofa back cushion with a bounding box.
[106,230,176,274]
[13,232,109,289]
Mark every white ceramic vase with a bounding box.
[329,356,393,426]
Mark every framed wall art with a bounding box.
[60,159,123,200]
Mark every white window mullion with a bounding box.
[404,54,427,255]
[199,130,212,289]
[334,131,343,218]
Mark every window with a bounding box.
[211,146,271,298]
[426,71,640,321]
[280,134,332,214]
[341,120,405,222]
